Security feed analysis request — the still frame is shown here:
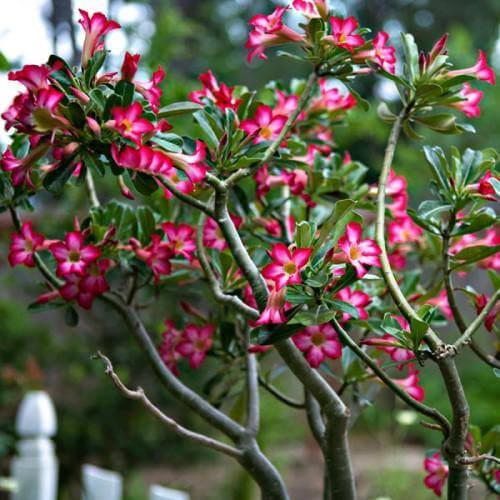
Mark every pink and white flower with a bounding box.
[293,323,342,368]
[450,83,483,118]
[332,222,381,278]
[49,231,100,277]
[447,50,496,86]
[240,105,287,143]
[325,16,364,52]
[161,140,209,183]
[246,7,305,62]
[336,287,371,322]
[354,31,396,73]
[189,70,242,112]
[8,222,45,268]
[78,10,121,68]
[388,216,423,245]
[423,452,448,497]
[8,64,51,92]
[131,234,173,284]
[255,285,288,325]
[292,0,329,20]
[393,365,425,402]
[110,102,155,145]
[175,324,215,369]
[310,79,357,114]
[162,222,196,261]
[203,214,243,251]
[262,243,312,290]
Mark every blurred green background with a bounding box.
[0,0,498,498]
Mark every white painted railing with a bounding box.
[9,391,190,500]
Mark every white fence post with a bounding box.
[82,464,122,500]
[149,484,190,500]
[11,391,58,500]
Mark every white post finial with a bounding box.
[82,464,123,500]
[149,485,190,500]
[11,391,58,500]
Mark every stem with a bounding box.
[258,376,305,409]
[158,177,214,218]
[224,72,317,187]
[94,351,241,458]
[244,327,260,435]
[331,318,450,435]
[196,212,260,319]
[85,168,100,208]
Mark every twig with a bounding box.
[243,327,260,435]
[158,177,214,218]
[331,318,451,435]
[85,168,100,208]
[258,376,305,409]
[93,351,241,458]
[458,454,500,466]
[195,212,260,319]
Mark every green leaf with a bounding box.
[252,323,304,346]
[401,33,419,83]
[452,209,497,236]
[193,110,219,150]
[84,50,106,87]
[150,136,183,153]
[410,317,428,350]
[158,102,202,118]
[136,206,156,244]
[0,51,11,71]
[414,113,472,135]
[295,221,316,248]
[324,299,359,319]
[422,145,451,193]
[115,80,135,107]
[377,102,397,123]
[452,245,500,267]
[480,425,500,454]
[43,159,77,193]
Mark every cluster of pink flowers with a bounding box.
[158,318,215,373]
[9,221,111,310]
[129,222,196,283]
[292,323,342,368]
[189,70,242,112]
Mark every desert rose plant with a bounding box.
[1,4,499,499]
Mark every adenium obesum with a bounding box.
[2,4,498,499]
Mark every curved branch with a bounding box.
[258,376,305,409]
[331,318,451,435]
[85,169,100,208]
[458,454,500,466]
[93,351,241,459]
[196,212,260,319]
[158,177,214,218]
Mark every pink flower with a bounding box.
[474,294,499,333]
[189,70,241,112]
[59,274,96,310]
[121,52,140,81]
[203,214,243,251]
[427,290,452,319]
[447,50,496,85]
[131,234,173,284]
[336,287,371,322]
[240,105,287,143]
[423,453,448,497]
[135,66,166,113]
[1,92,35,133]
[246,7,305,62]
[158,320,183,375]
[387,193,408,218]
[333,222,381,278]
[79,259,111,295]
[388,216,423,245]
[255,286,287,325]
[110,102,155,145]
[281,169,309,202]
[176,324,215,369]
[162,222,196,260]
[393,365,425,402]
[274,90,304,119]
[310,79,357,114]
[292,0,329,19]
[161,140,209,183]
[262,243,312,290]
[8,64,51,92]
[8,222,45,268]
[354,31,396,73]
[254,164,285,198]
[477,171,497,200]
[49,231,100,277]
[450,83,483,118]
[78,10,121,68]
[111,144,174,178]
[325,16,364,52]
[293,323,342,368]
[386,169,408,198]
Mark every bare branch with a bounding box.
[243,327,260,435]
[85,168,100,208]
[258,376,305,409]
[158,177,214,218]
[458,454,500,466]
[93,351,241,459]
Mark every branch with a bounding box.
[458,454,500,466]
[374,109,443,350]
[196,212,260,319]
[158,177,214,218]
[452,290,500,354]
[243,327,260,435]
[224,72,317,188]
[85,168,100,208]
[100,292,246,441]
[331,318,451,435]
[258,376,305,409]
[304,390,325,445]
[93,351,241,459]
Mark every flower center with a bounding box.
[283,261,297,275]
[69,250,80,262]
[311,332,325,346]
[349,245,361,261]
[121,118,133,132]
[260,126,273,140]
[195,339,206,351]
[175,240,184,251]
